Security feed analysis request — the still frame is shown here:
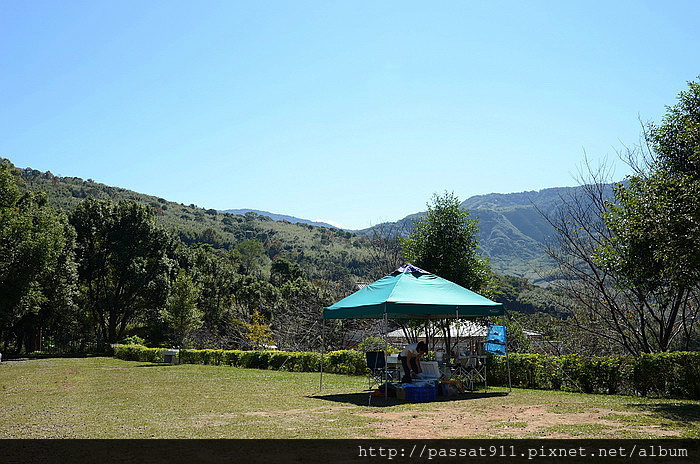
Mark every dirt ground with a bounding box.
[358,403,680,438]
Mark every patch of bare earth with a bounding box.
[244,406,353,417]
[358,405,678,438]
[190,406,354,428]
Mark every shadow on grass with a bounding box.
[311,391,508,407]
[134,363,175,368]
[628,402,700,423]
[2,353,97,361]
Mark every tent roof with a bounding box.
[323,264,504,319]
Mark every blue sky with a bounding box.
[2,1,699,229]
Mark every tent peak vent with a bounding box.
[393,263,429,275]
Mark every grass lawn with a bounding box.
[1,357,699,439]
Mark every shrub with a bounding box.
[223,350,242,366]
[113,344,166,363]
[486,352,699,399]
[632,352,700,399]
[118,335,146,346]
[112,346,700,400]
[357,336,390,352]
[200,349,225,366]
[325,350,365,375]
[179,349,200,364]
[236,350,261,369]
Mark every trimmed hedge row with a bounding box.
[113,345,365,376]
[113,345,700,399]
[488,352,700,399]
[112,344,169,363]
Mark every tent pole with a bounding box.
[384,303,388,400]
[506,348,512,392]
[455,308,460,360]
[505,308,512,392]
[319,317,325,392]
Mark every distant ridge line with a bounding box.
[221,209,340,230]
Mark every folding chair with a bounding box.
[465,355,487,390]
[365,351,399,390]
[447,356,472,390]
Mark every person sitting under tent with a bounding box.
[399,341,428,383]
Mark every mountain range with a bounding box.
[357,185,615,280]
[228,186,615,280]
[221,209,339,229]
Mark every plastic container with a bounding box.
[404,384,437,402]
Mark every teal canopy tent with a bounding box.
[323,264,504,320]
[318,265,510,395]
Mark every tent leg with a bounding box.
[455,308,459,361]
[506,348,512,392]
[504,308,512,392]
[319,318,325,393]
[384,309,388,400]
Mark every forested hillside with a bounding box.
[1,159,567,356]
[17,167,374,283]
[17,164,618,281]
[14,163,571,301]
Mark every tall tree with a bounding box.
[400,191,491,354]
[274,277,335,351]
[366,222,406,279]
[70,198,172,347]
[232,239,268,277]
[162,269,202,347]
[176,246,241,348]
[401,191,490,291]
[598,78,700,352]
[546,78,700,354]
[0,161,76,353]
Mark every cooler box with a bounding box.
[403,383,437,402]
[419,361,440,379]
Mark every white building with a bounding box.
[386,321,544,355]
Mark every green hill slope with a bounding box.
[15,166,375,282]
[8,160,567,322]
[13,161,614,282]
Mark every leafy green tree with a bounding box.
[596,78,700,352]
[546,79,700,354]
[233,275,280,320]
[172,246,246,348]
[400,192,491,354]
[184,247,237,329]
[0,162,76,353]
[31,225,80,353]
[243,309,275,349]
[231,239,268,276]
[162,269,202,347]
[270,257,305,285]
[604,80,700,291]
[401,191,490,290]
[70,198,172,347]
